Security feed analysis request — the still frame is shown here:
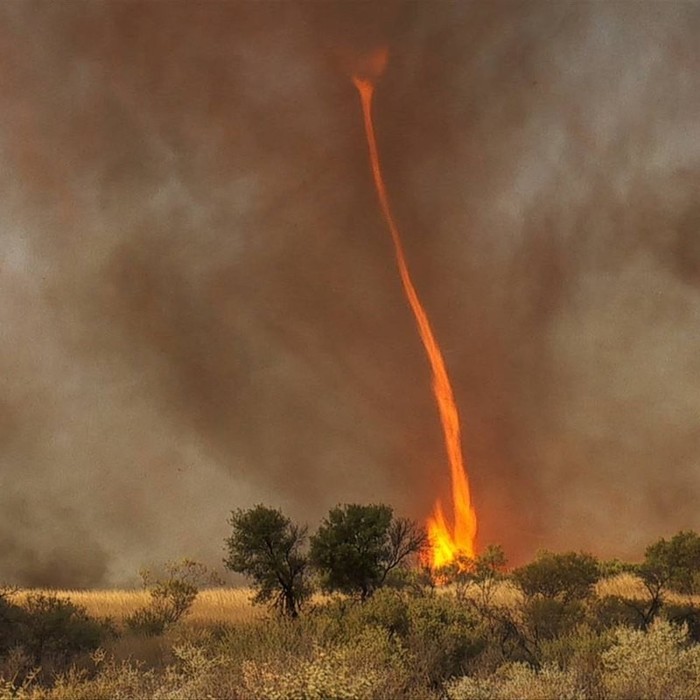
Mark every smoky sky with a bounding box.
[1,2,699,586]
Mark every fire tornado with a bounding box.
[352,49,478,567]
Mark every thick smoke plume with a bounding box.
[1,2,698,585]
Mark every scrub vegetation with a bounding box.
[3,509,700,699]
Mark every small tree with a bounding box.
[310,503,427,601]
[613,531,700,629]
[126,559,221,636]
[512,550,601,650]
[512,551,601,603]
[627,561,670,629]
[224,505,310,618]
[644,530,700,594]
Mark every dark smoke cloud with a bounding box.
[0,2,698,585]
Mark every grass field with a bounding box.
[14,587,262,626]
[13,573,685,627]
[12,586,265,631]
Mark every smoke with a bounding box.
[0,2,698,585]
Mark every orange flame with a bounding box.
[352,55,478,569]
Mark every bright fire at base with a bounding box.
[352,48,478,569]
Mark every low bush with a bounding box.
[446,662,582,700]
[513,552,600,603]
[352,588,411,637]
[590,595,645,631]
[0,592,113,687]
[125,559,220,636]
[602,618,700,699]
[665,602,700,642]
[404,593,485,686]
[241,627,409,700]
[18,593,109,666]
[0,588,25,656]
[521,597,586,642]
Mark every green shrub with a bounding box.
[0,591,111,688]
[241,626,409,700]
[598,558,634,579]
[512,552,600,603]
[309,591,411,651]
[537,625,610,697]
[0,588,25,656]
[664,603,700,643]
[521,598,586,642]
[645,531,700,594]
[305,589,483,689]
[446,662,582,700]
[446,619,700,700]
[590,595,645,631]
[19,593,109,666]
[405,594,485,686]
[216,616,317,668]
[355,588,411,637]
[0,593,111,688]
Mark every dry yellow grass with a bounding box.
[462,574,700,608]
[596,573,700,605]
[11,575,696,630]
[596,573,648,600]
[12,587,262,625]
[188,587,263,625]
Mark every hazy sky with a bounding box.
[1,1,699,586]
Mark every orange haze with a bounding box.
[352,51,478,568]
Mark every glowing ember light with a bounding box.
[352,51,477,569]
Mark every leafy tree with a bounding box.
[310,503,427,601]
[628,561,670,629]
[224,505,310,618]
[644,530,700,594]
[613,531,700,629]
[512,551,601,603]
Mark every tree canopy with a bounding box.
[224,504,310,617]
[512,551,601,603]
[309,503,427,600]
[643,530,700,594]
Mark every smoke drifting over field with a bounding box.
[1,2,699,586]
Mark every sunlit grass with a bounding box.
[596,573,648,599]
[12,574,696,631]
[596,572,700,605]
[12,587,262,625]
